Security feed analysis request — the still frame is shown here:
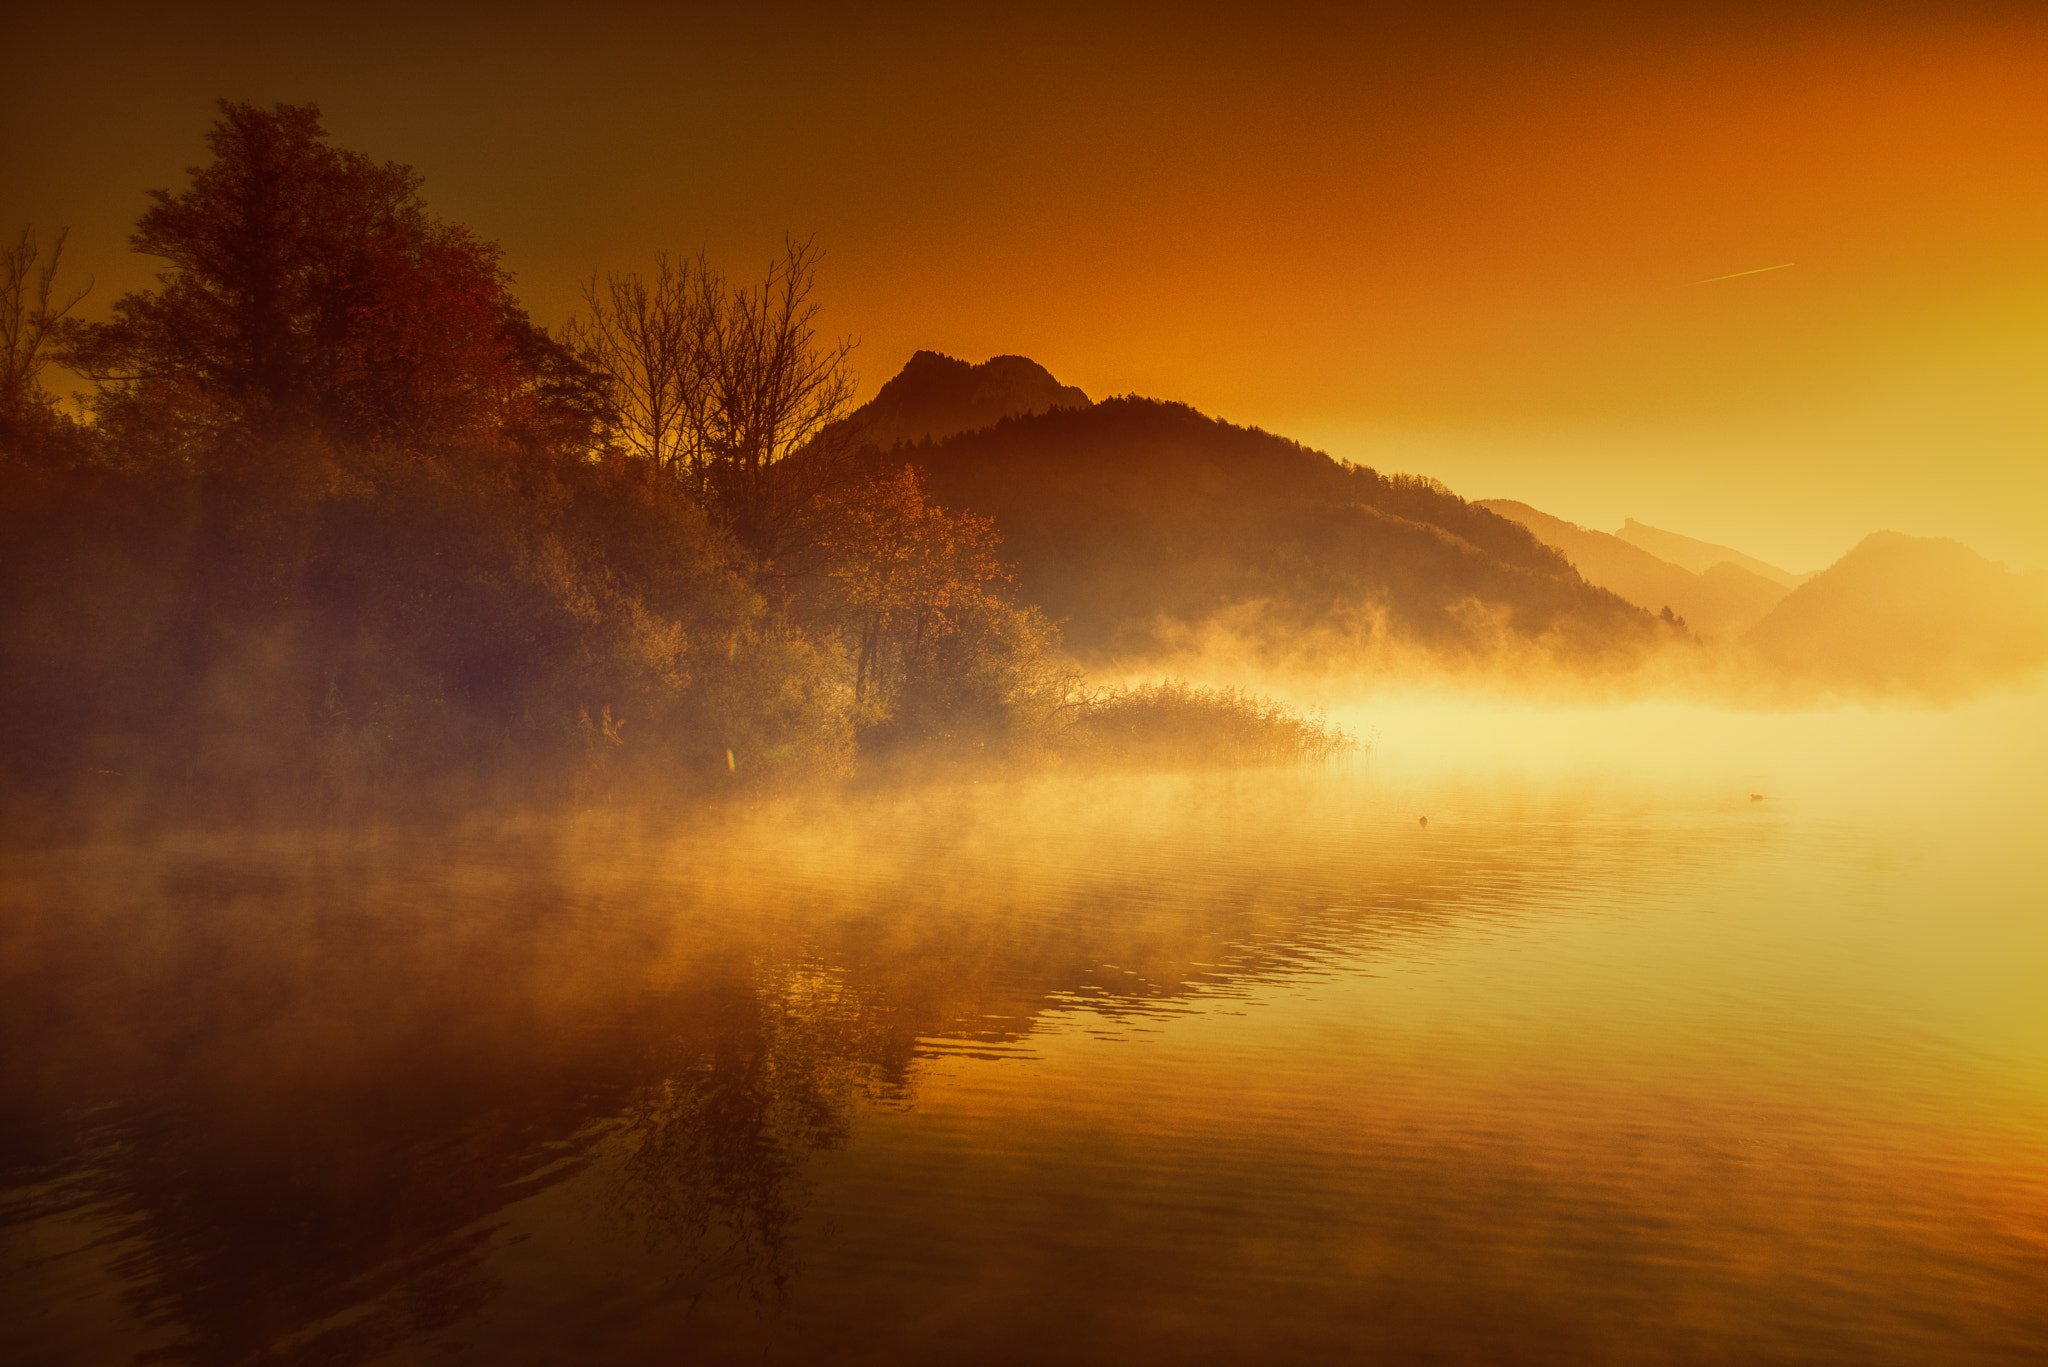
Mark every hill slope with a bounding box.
[872,397,1664,666]
[1742,531,2048,697]
[1479,500,1788,638]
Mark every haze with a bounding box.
[4,5,2046,1365]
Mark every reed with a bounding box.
[1059,680,1354,768]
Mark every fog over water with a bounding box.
[4,689,2044,1365]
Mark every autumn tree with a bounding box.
[64,101,581,463]
[806,465,1066,747]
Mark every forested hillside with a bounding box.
[877,399,1670,664]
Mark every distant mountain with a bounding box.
[1616,519,1811,588]
[1742,531,2048,697]
[869,394,1666,665]
[836,350,1091,451]
[1478,500,1788,639]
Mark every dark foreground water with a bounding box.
[4,696,2045,1366]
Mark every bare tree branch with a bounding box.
[563,252,705,478]
[1,226,92,421]
[694,236,858,568]
[571,236,858,570]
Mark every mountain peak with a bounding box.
[840,351,1091,450]
[1743,529,2048,697]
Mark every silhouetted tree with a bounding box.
[0,225,91,460]
[692,237,856,568]
[63,101,575,463]
[567,238,857,570]
[564,253,706,478]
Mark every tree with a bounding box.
[567,237,858,569]
[563,253,704,478]
[695,238,857,568]
[0,225,91,450]
[333,221,524,451]
[803,464,1067,750]
[64,101,566,462]
[494,303,611,461]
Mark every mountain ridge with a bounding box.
[835,349,2044,697]
[1479,499,1788,639]
[1617,518,1813,588]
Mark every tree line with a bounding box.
[0,101,1343,827]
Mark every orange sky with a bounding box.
[7,1,2043,572]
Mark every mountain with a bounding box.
[1615,519,1811,588]
[837,350,1092,450]
[869,393,1667,665]
[1742,531,2048,697]
[1478,500,1788,639]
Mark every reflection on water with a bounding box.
[4,694,2046,1365]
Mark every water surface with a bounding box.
[5,693,2045,1365]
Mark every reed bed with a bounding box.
[1059,680,1355,768]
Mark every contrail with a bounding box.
[1697,262,1794,284]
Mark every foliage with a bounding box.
[807,467,1009,707]
[0,433,858,825]
[60,102,596,465]
[804,465,1071,754]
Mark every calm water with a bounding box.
[4,693,2045,1365]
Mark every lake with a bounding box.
[4,690,2045,1365]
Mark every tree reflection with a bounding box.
[2,779,1580,1364]
[604,957,898,1310]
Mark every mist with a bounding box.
[7,82,2047,1367]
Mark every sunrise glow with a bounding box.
[3,4,2043,1365]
